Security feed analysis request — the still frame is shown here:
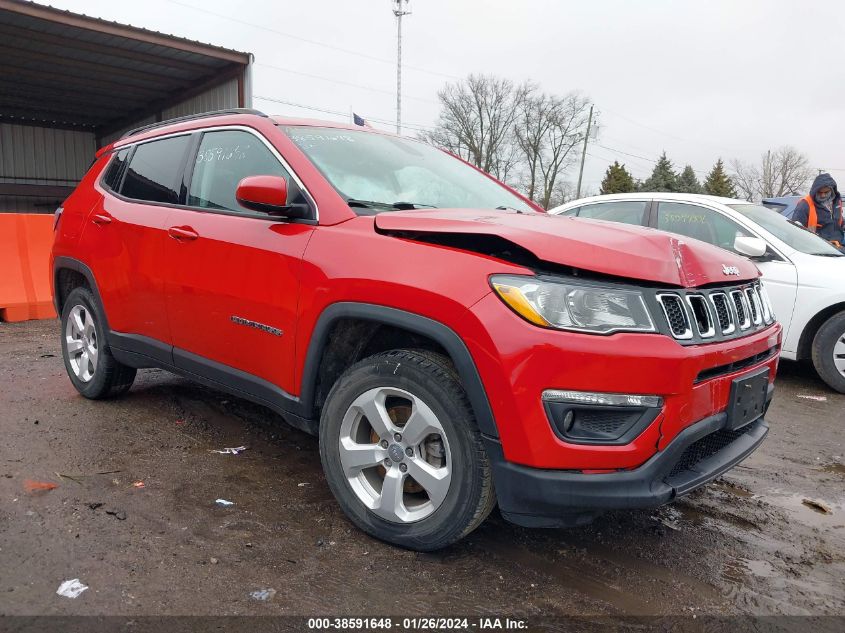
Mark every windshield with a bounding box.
[727,204,844,256]
[280,126,534,213]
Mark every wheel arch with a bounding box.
[797,301,845,360]
[53,257,112,342]
[300,303,499,438]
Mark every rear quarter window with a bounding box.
[120,135,191,204]
[102,148,130,191]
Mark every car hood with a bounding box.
[374,209,760,287]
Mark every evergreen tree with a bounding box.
[641,152,678,192]
[677,165,703,193]
[599,161,636,194]
[703,158,737,197]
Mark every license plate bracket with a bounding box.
[726,367,770,430]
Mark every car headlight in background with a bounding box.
[490,275,656,334]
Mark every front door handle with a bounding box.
[168,226,199,241]
[91,213,112,225]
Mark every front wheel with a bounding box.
[812,311,845,393]
[319,350,496,551]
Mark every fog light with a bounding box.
[562,410,575,433]
[542,389,663,409]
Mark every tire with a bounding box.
[319,349,496,551]
[812,311,845,393]
[60,287,136,399]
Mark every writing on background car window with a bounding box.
[662,213,707,224]
[196,144,249,163]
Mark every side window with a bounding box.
[188,130,300,213]
[102,148,130,191]
[561,207,580,217]
[120,135,190,204]
[656,202,752,251]
[577,201,648,226]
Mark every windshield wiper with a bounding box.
[495,205,531,213]
[347,199,437,210]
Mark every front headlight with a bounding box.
[490,275,656,334]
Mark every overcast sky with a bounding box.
[46,0,845,192]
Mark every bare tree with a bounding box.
[546,180,576,209]
[543,101,589,208]
[419,74,531,182]
[730,159,757,201]
[730,147,814,201]
[514,92,556,202]
[421,74,590,207]
[515,92,590,209]
[762,147,814,197]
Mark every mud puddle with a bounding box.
[820,462,845,476]
[752,490,843,528]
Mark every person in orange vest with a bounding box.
[793,173,844,247]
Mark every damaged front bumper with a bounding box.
[486,390,770,528]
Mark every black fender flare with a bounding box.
[52,256,112,342]
[299,302,499,438]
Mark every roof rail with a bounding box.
[119,108,268,140]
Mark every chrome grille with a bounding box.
[709,292,735,334]
[686,295,715,338]
[656,294,692,339]
[759,285,774,324]
[731,290,750,330]
[657,282,770,342]
[746,287,762,325]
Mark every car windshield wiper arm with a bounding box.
[496,205,531,213]
[347,199,437,210]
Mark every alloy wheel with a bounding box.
[65,304,98,383]
[338,386,452,523]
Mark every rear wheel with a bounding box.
[812,311,845,393]
[319,349,495,551]
[60,287,136,399]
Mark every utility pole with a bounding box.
[576,104,594,199]
[393,0,411,134]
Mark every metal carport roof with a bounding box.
[0,0,251,140]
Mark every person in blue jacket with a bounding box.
[793,173,844,247]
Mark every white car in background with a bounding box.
[550,193,845,392]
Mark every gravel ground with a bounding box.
[0,319,843,622]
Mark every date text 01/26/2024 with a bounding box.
[306,617,528,630]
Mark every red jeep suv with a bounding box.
[51,109,781,550]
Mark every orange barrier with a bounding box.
[0,214,57,322]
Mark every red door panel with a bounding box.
[80,191,172,343]
[164,209,313,394]
[81,133,193,343]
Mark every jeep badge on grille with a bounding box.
[722,265,740,276]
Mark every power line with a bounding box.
[586,150,636,166]
[165,0,462,81]
[252,95,435,132]
[595,142,712,177]
[600,107,740,155]
[255,62,438,105]
[595,144,655,165]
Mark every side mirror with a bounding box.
[734,235,768,258]
[235,175,310,219]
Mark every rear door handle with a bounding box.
[91,213,112,225]
[168,226,199,241]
